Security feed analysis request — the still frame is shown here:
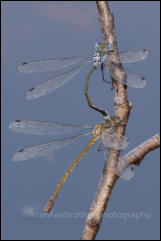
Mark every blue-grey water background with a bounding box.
[2,1,160,240]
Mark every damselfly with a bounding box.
[9,115,133,212]
[18,43,148,100]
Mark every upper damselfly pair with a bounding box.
[18,43,148,101]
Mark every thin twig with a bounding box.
[81,2,159,240]
[119,134,160,168]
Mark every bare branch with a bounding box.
[81,2,159,240]
[119,134,160,168]
[81,2,131,239]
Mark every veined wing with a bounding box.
[9,120,92,135]
[113,160,135,180]
[104,151,135,180]
[12,133,91,162]
[119,49,148,63]
[101,130,129,150]
[18,55,92,73]
[106,62,146,88]
[108,49,148,63]
[102,146,134,181]
[100,129,133,180]
[26,59,93,100]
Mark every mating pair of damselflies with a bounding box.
[9,43,148,211]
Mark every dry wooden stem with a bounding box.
[81,2,159,240]
[119,134,160,168]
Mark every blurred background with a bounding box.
[2,1,160,240]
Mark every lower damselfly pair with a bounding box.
[9,115,134,212]
[18,43,148,101]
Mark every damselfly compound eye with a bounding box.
[94,43,98,50]
[108,43,114,51]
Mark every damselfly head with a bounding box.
[95,42,114,52]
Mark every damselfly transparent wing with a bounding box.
[101,129,130,150]
[105,152,135,181]
[12,133,91,162]
[9,120,92,135]
[113,160,135,180]
[101,129,134,180]
[18,55,92,73]
[106,62,146,88]
[99,148,134,180]
[108,49,148,64]
[26,59,93,100]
